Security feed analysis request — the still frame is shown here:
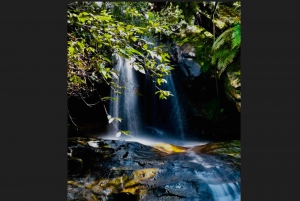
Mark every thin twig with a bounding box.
[79,93,100,107]
[94,89,120,132]
[68,110,78,129]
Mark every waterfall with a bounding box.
[108,55,186,142]
[162,74,185,140]
[109,55,141,137]
[104,52,240,201]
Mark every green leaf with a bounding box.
[232,24,241,49]
[119,49,127,55]
[101,97,116,101]
[68,46,75,54]
[120,130,130,135]
[157,78,167,85]
[129,48,143,57]
[155,90,173,100]
[159,93,167,100]
[107,115,112,120]
[131,37,137,42]
[126,25,132,30]
[101,97,110,101]
[125,49,133,56]
[103,57,111,62]
[148,11,154,19]
[100,63,105,69]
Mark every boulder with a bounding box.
[172,43,202,79]
[179,43,196,58]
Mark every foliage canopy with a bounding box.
[67,2,186,100]
[67,1,242,132]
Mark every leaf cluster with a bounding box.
[211,23,241,77]
[67,2,179,98]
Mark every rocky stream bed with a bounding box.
[68,137,241,201]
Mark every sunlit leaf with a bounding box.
[157,78,167,85]
[68,46,75,54]
[116,132,122,137]
[131,37,137,42]
[120,130,130,135]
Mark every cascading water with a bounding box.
[187,151,241,201]
[163,74,185,140]
[108,35,187,142]
[141,72,186,142]
[109,55,142,137]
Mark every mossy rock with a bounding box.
[192,140,241,159]
[224,62,241,112]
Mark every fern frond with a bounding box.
[211,23,241,77]
[217,49,236,68]
[212,27,233,50]
[232,24,241,49]
[217,53,240,78]
[214,49,228,61]
[212,36,226,51]
[212,48,228,65]
[211,54,217,65]
[211,44,230,65]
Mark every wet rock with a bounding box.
[144,180,213,201]
[179,43,196,58]
[192,140,241,159]
[171,43,202,79]
[191,140,241,169]
[164,180,198,197]
[68,138,241,201]
[67,184,99,201]
[180,57,201,78]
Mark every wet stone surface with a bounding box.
[68,137,241,201]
